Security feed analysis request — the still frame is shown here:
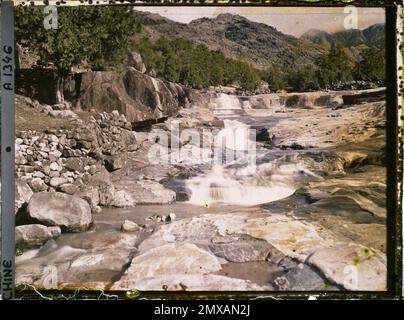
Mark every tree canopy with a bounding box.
[16,6,142,75]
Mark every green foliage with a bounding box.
[315,46,354,88]
[15,6,142,75]
[286,64,319,92]
[135,37,261,91]
[15,6,382,93]
[354,48,385,82]
[262,66,287,92]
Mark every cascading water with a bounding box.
[185,93,296,206]
[186,164,295,206]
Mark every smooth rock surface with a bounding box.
[26,192,92,232]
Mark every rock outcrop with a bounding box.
[15,108,137,214]
[16,224,61,248]
[24,192,92,232]
[74,67,191,123]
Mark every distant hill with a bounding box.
[301,23,385,49]
[135,11,327,70]
[135,11,385,71]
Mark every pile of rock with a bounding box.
[15,110,137,196]
[14,108,139,246]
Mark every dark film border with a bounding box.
[1,0,16,301]
[4,0,402,300]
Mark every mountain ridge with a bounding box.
[135,10,385,71]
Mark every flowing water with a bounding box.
[186,93,298,207]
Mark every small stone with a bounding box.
[89,165,98,175]
[58,183,78,195]
[92,206,102,214]
[65,157,85,173]
[50,177,69,188]
[50,162,59,171]
[28,178,48,192]
[49,135,59,143]
[33,171,45,179]
[121,219,140,232]
[47,226,62,239]
[49,171,60,178]
[48,150,62,162]
[273,276,290,290]
[167,213,176,222]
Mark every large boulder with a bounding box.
[26,192,92,232]
[74,68,190,123]
[112,180,176,207]
[16,224,61,248]
[113,243,222,288]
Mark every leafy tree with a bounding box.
[354,48,385,82]
[15,6,141,102]
[316,46,354,88]
[262,65,287,92]
[286,65,319,92]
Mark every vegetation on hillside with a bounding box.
[15,6,385,94]
[135,37,261,91]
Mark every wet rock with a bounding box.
[16,179,33,214]
[75,186,100,209]
[285,94,312,109]
[26,192,92,232]
[16,224,60,248]
[272,276,290,290]
[114,180,175,206]
[92,206,102,214]
[121,220,141,232]
[209,234,276,263]
[290,142,305,150]
[112,190,137,208]
[279,262,338,291]
[113,243,222,288]
[343,89,385,105]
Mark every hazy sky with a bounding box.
[136,7,385,37]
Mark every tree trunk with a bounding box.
[55,75,65,104]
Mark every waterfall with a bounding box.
[185,165,295,206]
[185,101,296,206]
